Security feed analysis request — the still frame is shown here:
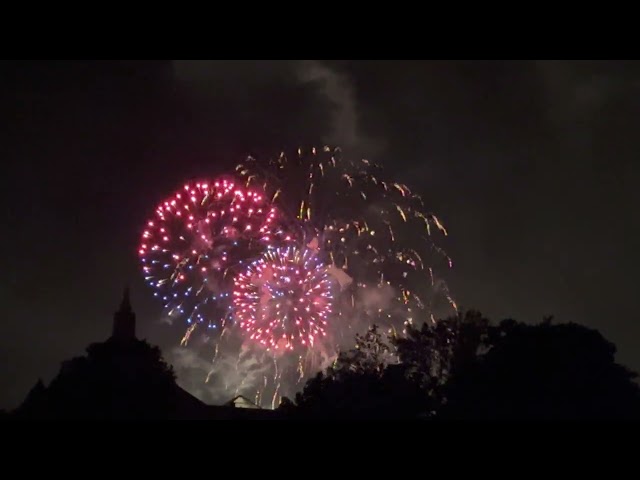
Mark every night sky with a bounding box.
[1,60,638,409]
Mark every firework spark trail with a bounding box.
[297,355,304,382]
[273,356,278,382]
[271,383,281,410]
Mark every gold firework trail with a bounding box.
[297,355,304,381]
[272,383,281,410]
[395,204,407,222]
[393,183,409,196]
[415,212,432,235]
[431,214,448,236]
[386,222,395,242]
[447,295,458,311]
[180,323,197,346]
[273,356,278,382]
[409,249,424,269]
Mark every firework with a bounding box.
[140,146,456,409]
[236,146,456,328]
[139,178,291,338]
[233,246,334,351]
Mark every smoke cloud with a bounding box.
[295,60,386,156]
[295,61,359,148]
[164,277,414,407]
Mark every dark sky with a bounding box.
[1,60,638,409]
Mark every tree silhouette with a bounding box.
[288,365,427,419]
[440,320,640,420]
[283,325,428,418]
[16,338,180,419]
[333,324,396,377]
[20,378,46,412]
[283,311,640,420]
[393,310,490,383]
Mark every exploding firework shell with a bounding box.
[233,246,335,352]
[139,178,292,335]
[236,146,456,324]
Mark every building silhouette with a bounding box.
[112,286,136,342]
[11,288,280,420]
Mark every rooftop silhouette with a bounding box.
[10,288,280,420]
[111,286,136,343]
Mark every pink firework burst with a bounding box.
[233,246,334,351]
[139,178,292,330]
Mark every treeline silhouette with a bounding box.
[280,311,640,420]
[5,310,640,420]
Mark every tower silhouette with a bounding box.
[111,286,136,342]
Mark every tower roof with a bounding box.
[112,285,136,342]
[119,286,132,314]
